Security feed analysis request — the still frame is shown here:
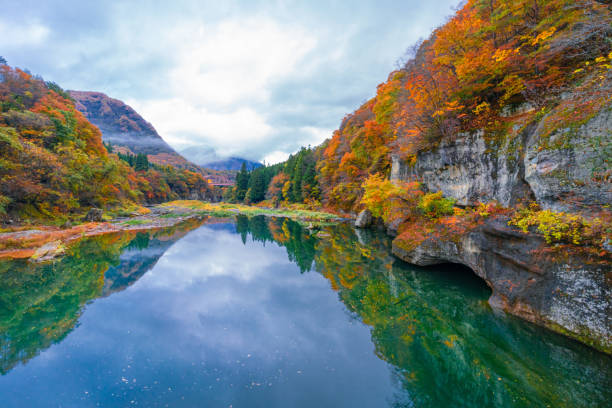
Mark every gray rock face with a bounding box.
[391,107,612,213]
[391,218,612,354]
[391,129,531,207]
[524,107,612,212]
[388,101,612,353]
[355,209,373,228]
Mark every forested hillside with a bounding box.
[318,0,611,212]
[0,63,216,222]
[224,147,319,207]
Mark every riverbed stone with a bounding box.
[31,240,65,262]
[355,209,373,228]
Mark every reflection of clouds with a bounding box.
[141,226,290,288]
[130,224,348,358]
[117,245,168,261]
[2,222,399,407]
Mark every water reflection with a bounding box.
[236,216,612,408]
[0,215,609,408]
[0,218,205,374]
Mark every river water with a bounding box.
[0,216,609,407]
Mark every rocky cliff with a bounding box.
[391,102,612,214]
[392,218,611,353]
[388,89,612,354]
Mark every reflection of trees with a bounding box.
[314,226,612,408]
[239,216,612,408]
[236,216,316,273]
[0,218,204,375]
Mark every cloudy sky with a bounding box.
[0,0,459,163]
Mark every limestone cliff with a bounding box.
[391,103,612,214]
[389,92,612,353]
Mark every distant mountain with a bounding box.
[69,91,234,185]
[205,157,263,171]
[180,146,262,171]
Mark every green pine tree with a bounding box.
[246,169,266,203]
[235,162,250,201]
[134,153,149,171]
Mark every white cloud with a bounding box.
[127,17,319,159]
[298,126,334,147]
[0,19,49,47]
[129,97,272,157]
[263,150,290,164]
[169,18,317,106]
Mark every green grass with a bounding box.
[121,219,149,226]
[159,200,342,224]
[159,213,184,219]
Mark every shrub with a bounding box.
[0,195,10,214]
[361,174,422,223]
[417,192,455,219]
[509,203,608,246]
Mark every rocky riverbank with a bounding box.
[390,216,611,354]
[0,209,203,262]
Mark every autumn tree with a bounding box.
[266,172,289,206]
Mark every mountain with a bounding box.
[69,91,173,155]
[180,145,262,171]
[206,157,263,171]
[69,91,234,185]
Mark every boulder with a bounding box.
[83,208,103,222]
[31,240,65,262]
[355,209,373,228]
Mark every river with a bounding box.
[0,216,609,407]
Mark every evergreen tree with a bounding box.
[234,162,250,201]
[302,160,318,200]
[277,147,319,203]
[246,169,266,203]
[292,153,304,202]
[134,153,149,171]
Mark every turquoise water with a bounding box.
[0,216,610,407]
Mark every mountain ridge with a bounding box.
[69,90,174,155]
[69,90,235,184]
